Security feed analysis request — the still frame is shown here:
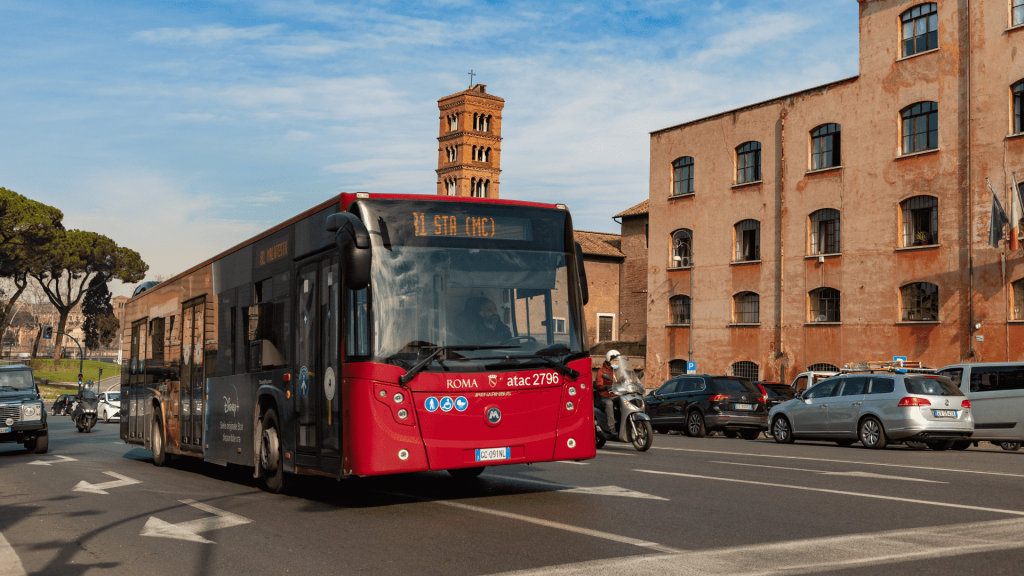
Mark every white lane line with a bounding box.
[0,532,27,576]
[635,469,1024,516]
[483,517,1024,576]
[553,460,588,465]
[26,454,77,466]
[381,489,681,554]
[597,450,633,456]
[486,474,668,500]
[652,446,1024,478]
[710,461,947,483]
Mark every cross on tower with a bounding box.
[468,70,475,87]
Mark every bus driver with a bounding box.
[459,297,512,345]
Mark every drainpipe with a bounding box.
[778,108,788,383]
[967,0,975,360]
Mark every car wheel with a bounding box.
[927,440,954,451]
[858,417,888,449]
[723,430,738,439]
[1000,442,1021,451]
[951,441,971,451]
[772,417,795,444]
[686,411,706,438]
[25,432,49,454]
[904,440,928,450]
[835,439,855,448]
[739,429,760,441]
[448,467,485,479]
[259,409,285,493]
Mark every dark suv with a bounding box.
[646,374,768,439]
[0,364,49,453]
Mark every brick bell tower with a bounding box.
[436,82,504,198]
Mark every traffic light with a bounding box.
[43,326,53,339]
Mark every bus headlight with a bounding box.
[394,393,404,404]
[21,404,41,420]
[565,401,574,411]
[568,387,576,397]
[397,409,408,419]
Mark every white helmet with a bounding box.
[605,350,621,363]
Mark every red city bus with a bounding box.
[120,193,595,491]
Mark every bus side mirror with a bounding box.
[327,213,371,289]
[574,241,589,306]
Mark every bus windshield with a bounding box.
[349,200,587,371]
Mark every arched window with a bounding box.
[452,114,458,131]
[808,363,839,372]
[447,179,457,196]
[1012,279,1023,320]
[734,219,760,262]
[672,157,694,196]
[901,101,938,154]
[736,142,761,184]
[669,295,691,325]
[669,360,687,377]
[484,115,491,132]
[901,195,938,246]
[901,282,939,321]
[484,147,491,162]
[1013,80,1023,134]
[670,229,693,268]
[731,361,759,381]
[809,209,841,254]
[733,292,759,324]
[809,287,841,322]
[810,124,841,170]
[901,3,938,57]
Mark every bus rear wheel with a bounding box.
[259,409,285,493]
[448,467,485,479]
[152,416,167,467]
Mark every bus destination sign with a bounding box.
[412,212,533,241]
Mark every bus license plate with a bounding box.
[734,404,752,410]
[934,410,957,418]
[475,447,510,462]
[0,427,9,433]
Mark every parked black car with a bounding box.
[51,394,75,416]
[645,374,768,439]
[760,382,797,411]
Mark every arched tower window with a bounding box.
[670,229,693,268]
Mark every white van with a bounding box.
[936,363,1024,445]
[789,371,839,393]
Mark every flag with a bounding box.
[988,178,1009,248]
[1011,173,1023,251]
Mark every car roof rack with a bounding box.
[841,360,936,374]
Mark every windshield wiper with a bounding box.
[398,345,520,386]
[533,344,580,379]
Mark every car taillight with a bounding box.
[897,397,932,407]
[757,383,768,404]
[708,394,730,402]
[961,399,971,408]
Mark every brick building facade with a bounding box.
[436,84,503,198]
[645,0,1024,387]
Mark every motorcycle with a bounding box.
[71,380,98,433]
[594,357,653,451]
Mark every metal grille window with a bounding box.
[809,209,841,254]
[736,142,761,184]
[901,101,938,153]
[1013,280,1023,320]
[1014,81,1023,134]
[669,360,687,377]
[1015,0,1024,26]
[734,220,760,262]
[809,287,841,322]
[671,229,693,267]
[808,363,839,372]
[733,292,760,324]
[731,361,759,381]
[669,295,691,325]
[901,3,938,57]
[901,282,939,321]
[901,195,938,246]
[811,124,841,170]
[673,157,694,196]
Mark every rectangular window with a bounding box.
[597,314,614,342]
[901,196,939,246]
[969,366,1024,393]
[902,102,939,154]
[734,294,759,324]
[1015,0,1024,26]
[673,157,694,196]
[810,210,841,255]
[811,124,841,170]
[670,297,690,325]
[866,377,896,395]
[346,287,371,358]
[735,220,761,262]
[553,317,567,334]
[737,148,761,184]
[1014,281,1024,320]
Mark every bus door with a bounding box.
[180,298,205,451]
[295,256,341,471]
[128,319,146,440]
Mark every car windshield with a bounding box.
[905,377,963,396]
[107,393,121,402]
[765,385,795,399]
[0,371,34,390]
[711,378,758,393]
[348,200,587,371]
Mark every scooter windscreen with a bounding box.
[611,357,644,396]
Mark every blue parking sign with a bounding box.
[687,361,696,374]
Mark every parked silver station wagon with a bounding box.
[769,371,974,450]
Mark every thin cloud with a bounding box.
[134,24,282,44]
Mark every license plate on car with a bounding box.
[475,447,510,462]
[734,404,752,410]
[934,410,957,418]
[0,427,9,433]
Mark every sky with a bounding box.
[0,0,860,296]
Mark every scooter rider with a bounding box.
[595,350,621,435]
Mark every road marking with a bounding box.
[652,446,1024,478]
[636,469,1024,516]
[597,450,633,456]
[553,460,588,465]
[0,532,26,576]
[27,455,76,466]
[482,517,1024,576]
[486,474,667,500]
[73,471,141,494]
[140,499,252,544]
[710,461,946,483]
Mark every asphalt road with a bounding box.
[4,414,1024,576]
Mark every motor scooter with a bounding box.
[71,380,98,433]
[594,357,653,451]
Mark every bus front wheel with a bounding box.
[259,409,285,493]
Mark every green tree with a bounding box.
[0,188,64,335]
[82,275,119,352]
[32,229,147,359]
